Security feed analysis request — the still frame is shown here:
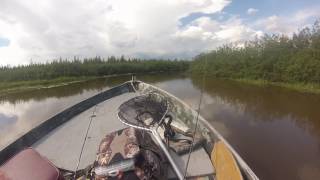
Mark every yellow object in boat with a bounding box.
[211,141,243,180]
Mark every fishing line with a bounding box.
[183,52,208,179]
[74,105,97,179]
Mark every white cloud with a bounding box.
[247,8,259,15]
[0,0,234,65]
[255,8,320,35]
[1,0,318,66]
[256,15,294,34]
[174,16,262,51]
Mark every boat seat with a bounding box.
[0,148,63,180]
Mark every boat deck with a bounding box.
[33,92,214,177]
[33,92,135,170]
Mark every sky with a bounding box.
[0,0,319,66]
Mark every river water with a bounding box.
[1,74,320,180]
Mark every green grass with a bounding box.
[234,78,320,94]
[0,76,96,96]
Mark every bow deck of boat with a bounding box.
[0,80,259,179]
[33,93,136,170]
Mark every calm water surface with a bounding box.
[1,74,320,180]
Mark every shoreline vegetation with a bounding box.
[1,20,320,95]
[234,79,320,94]
[2,73,320,96]
[0,76,95,96]
[0,72,180,96]
[0,58,189,96]
[192,20,320,94]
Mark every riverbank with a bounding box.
[0,72,182,96]
[2,74,320,97]
[234,78,320,94]
[0,76,97,96]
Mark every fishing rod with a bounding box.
[183,50,208,179]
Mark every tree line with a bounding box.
[0,57,189,82]
[191,20,320,84]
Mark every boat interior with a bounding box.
[0,80,258,180]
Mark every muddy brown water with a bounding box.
[1,74,320,180]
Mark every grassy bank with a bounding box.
[0,71,186,96]
[0,76,96,96]
[233,78,320,94]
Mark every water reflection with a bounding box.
[0,113,17,129]
[0,76,128,104]
[190,77,320,137]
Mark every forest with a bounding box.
[0,57,189,82]
[191,20,320,85]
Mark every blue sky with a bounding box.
[225,0,315,16]
[0,0,319,65]
[0,38,10,47]
[181,0,319,27]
